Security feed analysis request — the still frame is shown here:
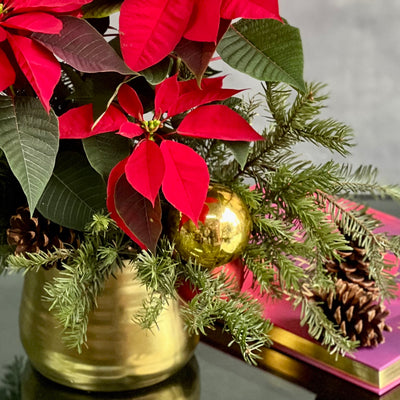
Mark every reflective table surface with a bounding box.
[1,198,399,400]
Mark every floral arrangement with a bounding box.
[1,0,400,364]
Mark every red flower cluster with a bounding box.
[59,75,263,248]
[0,0,91,111]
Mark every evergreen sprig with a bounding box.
[179,259,272,365]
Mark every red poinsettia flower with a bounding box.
[0,0,91,111]
[120,0,281,75]
[59,75,263,250]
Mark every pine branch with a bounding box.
[6,248,72,273]
[334,165,400,200]
[180,260,272,364]
[317,193,398,299]
[296,295,359,356]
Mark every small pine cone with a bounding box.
[325,239,378,294]
[7,207,80,262]
[314,279,391,347]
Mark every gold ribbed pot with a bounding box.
[19,265,198,392]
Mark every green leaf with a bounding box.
[82,0,122,18]
[82,132,131,179]
[140,57,174,85]
[217,19,306,93]
[37,152,106,230]
[226,141,250,169]
[0,96,59,214]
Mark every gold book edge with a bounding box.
[269,326,400,389]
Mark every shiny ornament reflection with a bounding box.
[21,357,200,400]
[168,184,252,269]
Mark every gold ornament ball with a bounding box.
[168,184,252,269]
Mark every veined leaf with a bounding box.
[217,19,306,92]
[37,151,106,230]
[82,132,131,179]
[32,16,132,75]
[107,158,162,252]
[82,0,122,18]
[0,96,59,214]
[114,174,162,253]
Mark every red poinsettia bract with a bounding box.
[0,0,91,111]
[59,75,263,250]
[119,0,281,75]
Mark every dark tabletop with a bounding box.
[1,197,399,400]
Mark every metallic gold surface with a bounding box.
[168,184,252,269]
[21,356,200,400]
[19,263,198,392]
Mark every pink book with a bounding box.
[241,206,400,395]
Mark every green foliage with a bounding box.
[218,19,306,92]
[82,132,131,179]
[0,97,59,215]
[4,82,400,362]
[0,357,25,400]
[82,0,122,18]
[37,151,107,231]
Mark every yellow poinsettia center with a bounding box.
[141,119,162,139]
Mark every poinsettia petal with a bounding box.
[0,27,6,41]
[2,13,62,34]
[107,157,146,249]
[161,140,209,224]
[0,48,16,92]
[118,121,144,139]
[178,104,263,141]
[119,0,195,71]
[118,84,144,120]
[220,0,281,21]
[59,104,126,139]
[10,0,91,13]
[154,74,179,118]
[7,33,60,112]
[125,140,165,206]
[168,77,242,117]
[184,0,222,43]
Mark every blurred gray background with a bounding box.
[280,0,400,185]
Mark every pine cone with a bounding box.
[325,240,378,294]
[314,279,391,347]
[7,206,80,258]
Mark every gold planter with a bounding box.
[19,265,198,392]
[21,357,200,400]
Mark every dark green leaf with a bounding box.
[0,97,59,214]
[82,132,131,179]
[140,57,174,85]
[226,141,250,169]
[82,0,122,18]
[37,152,106,230]
[217,19,306,93]
[32,16,132,75]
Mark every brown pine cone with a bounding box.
[313,279,391,347]
[325,239,378,294]
[7,206,80,259]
